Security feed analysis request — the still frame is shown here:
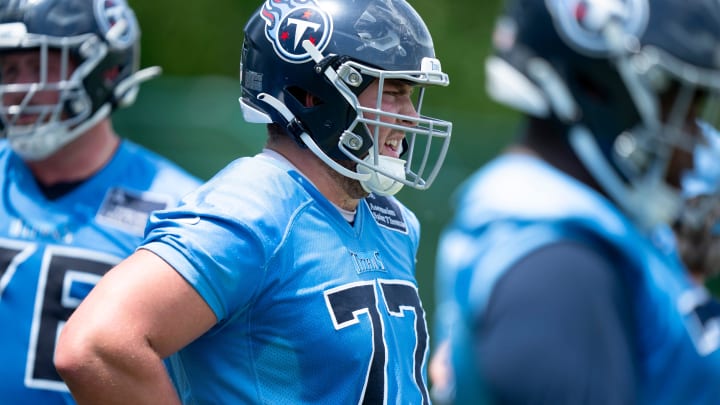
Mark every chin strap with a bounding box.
[256,92,371,182]
[254,39,409,195]
[357,154,406,196]
[8,102,112,161]
[257,91,404,195]
[300,39,407,195]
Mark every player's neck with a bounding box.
[267,138,362,212]
[26,119,121,187]
[516,117,605,195]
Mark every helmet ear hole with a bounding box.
[287,87,324,108]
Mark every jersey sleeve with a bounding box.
[475,241,637,404]
[142,207,266,321]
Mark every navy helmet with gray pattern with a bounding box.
[487,0,720,229]
[0,0,158,160]
[240,0,452,194]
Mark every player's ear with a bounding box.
[303,91,322,107]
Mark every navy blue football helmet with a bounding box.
[0,0,159,160]
[486,0,720,229]
[240,0,452,195]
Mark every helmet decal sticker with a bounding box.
[261,0,333,63]
[546,0,649,55]
[353,1,433,54]
[94,0,139,49]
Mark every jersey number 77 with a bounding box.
[325,279,430,405]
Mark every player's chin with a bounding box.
[345,178,369,199]
[326,158,367,198]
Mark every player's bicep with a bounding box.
[66,248,216,359]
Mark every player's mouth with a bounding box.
[9,114,42,126]
[383,137,403,158]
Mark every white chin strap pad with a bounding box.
[357,154,406,196]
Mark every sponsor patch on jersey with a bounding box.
[96,187,171,236]
[366,193,407,234]
[260,0,333,63]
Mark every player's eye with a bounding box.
[0,64,18,84]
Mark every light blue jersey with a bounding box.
[143,153,430,404]
[436,155,720,404]
[0,140,200,404]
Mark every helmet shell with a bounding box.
[240,0,438,159]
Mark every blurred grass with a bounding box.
[114,75,266,180]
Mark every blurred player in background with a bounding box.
[673,122,720,283]
[54,0,452,403]
[0,0,200,402]
[433,0,720,403]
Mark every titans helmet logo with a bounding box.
[94,0,139,49]
[546,0,649,55]
[261,0,333,63]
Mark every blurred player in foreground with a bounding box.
[433,0,720,403]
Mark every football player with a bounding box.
[434,0,720,403]
[0,0,200,402]
[55,0,452,403]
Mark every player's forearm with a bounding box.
[55,336,180,404]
